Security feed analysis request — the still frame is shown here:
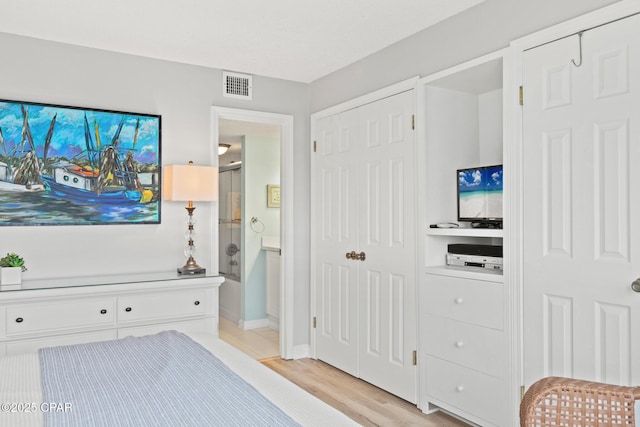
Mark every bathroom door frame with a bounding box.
[211,106,295,359]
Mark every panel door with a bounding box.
[357,91,417,403]
[313,109,360,376]
[523,14,640,388]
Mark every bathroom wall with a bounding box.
[242,135,280,323]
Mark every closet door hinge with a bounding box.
[313,140,317,153]
[411,114,415,130]
[412,350,417,366]
[313,316,317,328]
[520,385,525,400]
[519,86,524,106]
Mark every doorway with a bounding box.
[211,107,294,359]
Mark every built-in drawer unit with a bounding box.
[117,289,208,323]
[6,297,116,336]
[423,274,503,330]
[421,272,507,425]
[423,314,505,378]
[426,355,505,427]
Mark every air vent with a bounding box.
[223,71,252,100]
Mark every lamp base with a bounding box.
[177,266,206,275]
[177,256,206,275]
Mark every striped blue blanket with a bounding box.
[39,331,300,427]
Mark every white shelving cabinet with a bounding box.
[416,49,514,426]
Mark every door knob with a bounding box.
[632,278,640,293]
[346,251,366,261]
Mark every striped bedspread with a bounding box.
[39,331,300,427]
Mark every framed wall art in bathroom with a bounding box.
[267,184,280,208]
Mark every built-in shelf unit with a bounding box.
[417,49,511,426]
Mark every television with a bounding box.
[457,164,503,228]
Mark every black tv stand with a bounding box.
[470,221,502,229]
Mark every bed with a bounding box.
[0,331,360,427]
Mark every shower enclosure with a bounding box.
[218,164,242,280]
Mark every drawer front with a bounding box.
[6,298,116,336]
[5,330,117,355]
[118,318,216,339]
[426,356,505,426]
[118,289,207,323]
[423,274,503,329]
[423,314,505,378]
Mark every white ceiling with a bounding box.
[0,0,484,83]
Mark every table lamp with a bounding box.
[164,161,218,275]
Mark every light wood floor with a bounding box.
[261,357,470,427]
[218,316,280,359]
[219,316,468,426]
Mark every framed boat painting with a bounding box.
[0,99,161,225]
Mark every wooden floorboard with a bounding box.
[261,357,470,427]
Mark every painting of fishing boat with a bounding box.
[0,99,161,225]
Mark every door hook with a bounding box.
[571,32,584,67]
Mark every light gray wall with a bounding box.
[0,0,623,349]
[0,32,310,346]
[309,0,621,112]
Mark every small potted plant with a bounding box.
[0,253,27,288]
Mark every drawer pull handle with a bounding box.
[125,307,132,312]
[456,385,464,393]
[454,297,464,305]
[100,309,108,315]
[15,317,23,323]
[455,341,464,348]
[194,301,200,306]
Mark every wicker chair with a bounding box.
[521,377,640,427]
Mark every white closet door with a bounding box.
[523,14,640,388]
[357,91,416,402]
[314,109,360,376]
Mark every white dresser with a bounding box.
[0,272,224,356]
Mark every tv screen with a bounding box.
[457,164,503,225]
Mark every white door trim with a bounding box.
[310,76,419,121]
[211,106,295,359]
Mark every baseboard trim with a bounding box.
[219,310,240,325]
[239,318,269,330]
[292,344,309,360]
[268,315,280,331]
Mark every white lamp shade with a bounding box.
[163,164,218,202]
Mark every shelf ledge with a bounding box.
[424,265,504,283]
[426,228,503,238]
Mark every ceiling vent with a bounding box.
[223,71,253,100]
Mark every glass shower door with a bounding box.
[218,167,241,280]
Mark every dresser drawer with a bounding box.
[426,356,505,426]
[5,298,116,336]
[423,274,503,330]
[6,330,117,355]
[117,289,207,323]
[118,318,216,339]
[423,314,505,378]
